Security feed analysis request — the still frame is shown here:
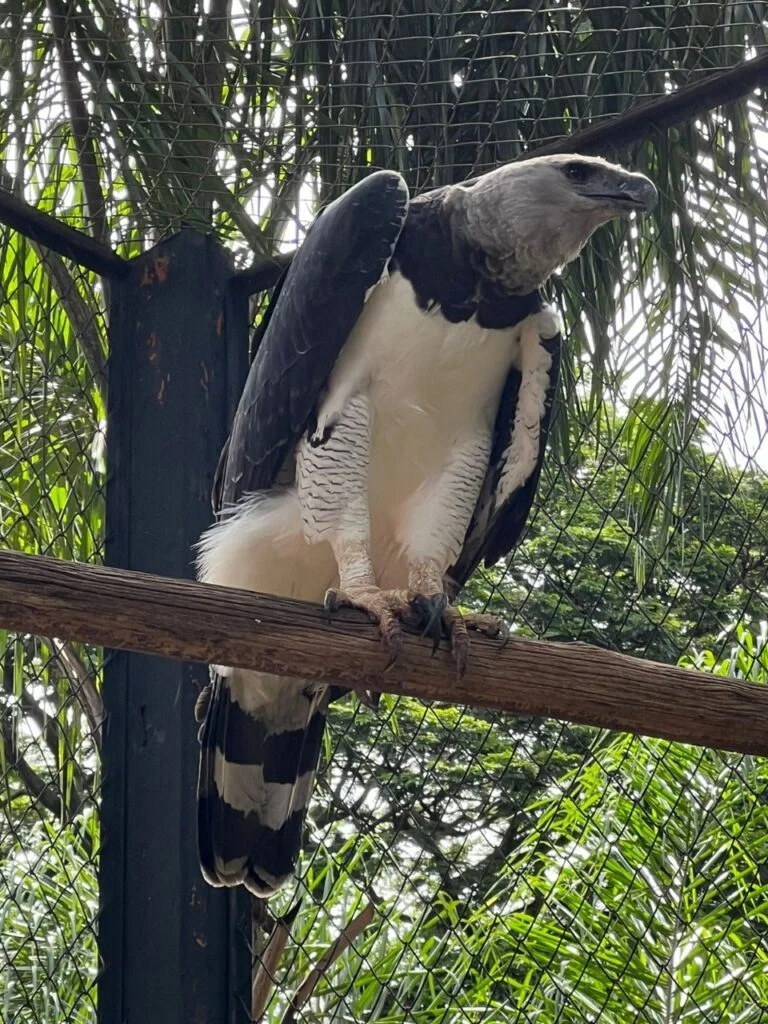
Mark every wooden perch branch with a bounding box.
[0,550,766,755]
[282,902,377,1024]
[252,901,301,1022]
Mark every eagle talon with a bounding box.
[462,612,508,641]
[455,646,469,680]
[379,611,404,670]
[323,588,338,622]
[497,622,511,648]
[439,607,508,676]
[383,639,402,672]
[414,593,448,651]
[439,608,468,678]
[323,584,412,668]
[357,690,381,712]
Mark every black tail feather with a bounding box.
[197,671,328,897]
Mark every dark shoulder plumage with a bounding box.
[391,184,544,329]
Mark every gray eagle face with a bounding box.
[547,153,658,215]
[454,152,658,293]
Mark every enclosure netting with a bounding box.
[1,2,768,1022]
[0,246,103,1020]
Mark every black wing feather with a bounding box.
[210,262,291,512]
[217,170,410,510]
[449,332,561,589]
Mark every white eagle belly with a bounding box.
[198,272,540,602]
[303,272,522,585]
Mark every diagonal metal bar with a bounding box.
[532,53,768,157]
[0,186,128,278]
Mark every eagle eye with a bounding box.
[564,162,591,183]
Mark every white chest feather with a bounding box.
[315,272,521,483]
[297,271,546,579]
[199,274,556,601]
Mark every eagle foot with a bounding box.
[324,585,419,669]
[441,609,509,678]
[324,586,507,676]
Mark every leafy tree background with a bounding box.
[1,2,768,1021]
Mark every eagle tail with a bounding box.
[196,669,328,897]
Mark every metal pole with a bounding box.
[100,229,251,1024]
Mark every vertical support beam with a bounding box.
[100,230,251,1024]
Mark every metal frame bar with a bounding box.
[0,186,128,277]
[100,229,251,1024]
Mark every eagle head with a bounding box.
[452,152,658,294]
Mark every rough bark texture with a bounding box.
[1,550,766,755]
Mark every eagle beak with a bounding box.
[586,173,658,215]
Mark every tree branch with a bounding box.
[0,551,766,755]
[36,248,107,398]
[47,636,104,749]
[251,900,301,1022]
[282,902,377,1024]
[0,707,64,819]
[0,702,94,855]
[17,683,88,806]
[45,0,108,246]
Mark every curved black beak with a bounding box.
[587,172,658,214]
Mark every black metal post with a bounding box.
[101,229,251,1024]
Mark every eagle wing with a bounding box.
[448,330,562,590]
[216,170,410,510]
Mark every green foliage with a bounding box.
[467,410,768,664]
[682,622,768,683]
[0,239,105,561]
[1,236,103,1021]
[0,813,99,1024]
[479,635,768,1023]
[316,695,586,898]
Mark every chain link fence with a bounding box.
[1,1,768,1022]
[0,243,104,1020]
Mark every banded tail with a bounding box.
[196,669,330,896]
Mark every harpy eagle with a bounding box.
[195,153,657,896]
